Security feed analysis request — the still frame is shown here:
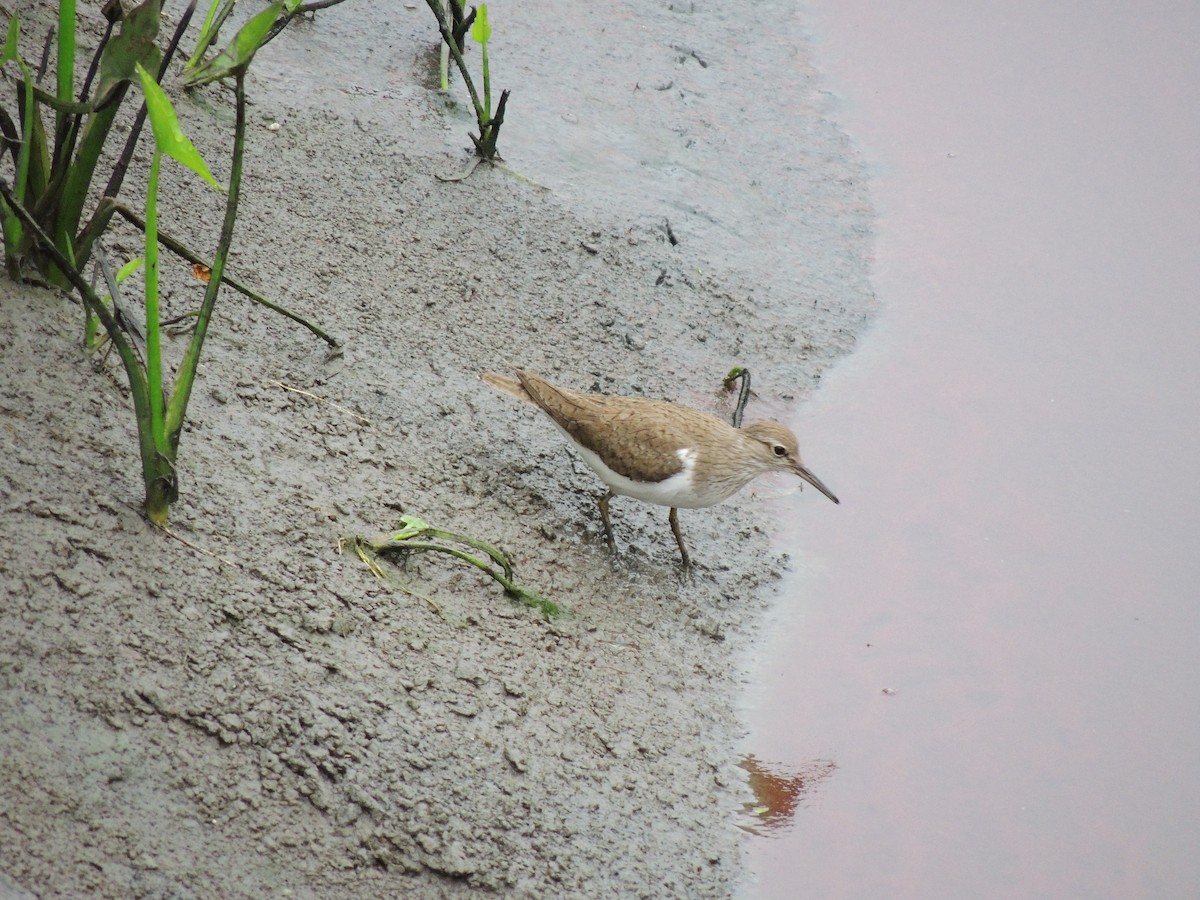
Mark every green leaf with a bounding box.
[393,514,430,540]
[471,4,491,45]
[2,15,20,65]
[57,0,76,110]
[184,1,283,86]
[135,64,224,191]
[116,257,145,282]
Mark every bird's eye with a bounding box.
[773,444,788,457]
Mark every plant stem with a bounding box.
[480,41,491,127]
[186,0,235,70]
[144,150,169,456]
[723,367,751,428]
[165,70,248,448]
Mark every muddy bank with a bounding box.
[0,2,873,896]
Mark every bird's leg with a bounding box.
[598,490,618,553]
[668,507,691,568]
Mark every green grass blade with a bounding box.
[2,15,19,63]
[56,0,76,131]
[480,44,491,125]
[116,256,145,281]
[196,0,225,39]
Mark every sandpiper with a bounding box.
[482,369,839,567]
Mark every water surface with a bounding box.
[744,2,1200,896]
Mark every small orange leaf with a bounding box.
[192,262,212,283]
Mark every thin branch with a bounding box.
[107,201,339,348]
[271,381,369,425]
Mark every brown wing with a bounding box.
[515,370,695,483]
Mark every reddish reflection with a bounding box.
[739,754,837,836]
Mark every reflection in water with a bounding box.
[738,754,836,836]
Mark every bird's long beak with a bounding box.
[793,462,840,504]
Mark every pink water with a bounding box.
[744,2,1200,896]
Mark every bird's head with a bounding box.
[742,421,840,504]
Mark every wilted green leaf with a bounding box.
[184,1,283,87]
[95,0,162,104]
[472,4,491,45]
[135,63,223,191]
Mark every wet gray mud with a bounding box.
[0,1,873,896]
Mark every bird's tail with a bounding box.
[481,371,534,404]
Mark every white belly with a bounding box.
[573,443,713,508]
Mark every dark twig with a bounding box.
[36,28,54,83]
[449,1,476,52]
[95,246,146,357]
[471,87,509,160]
[264,0,353,45]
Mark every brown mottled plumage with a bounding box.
[482,369,839,566]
